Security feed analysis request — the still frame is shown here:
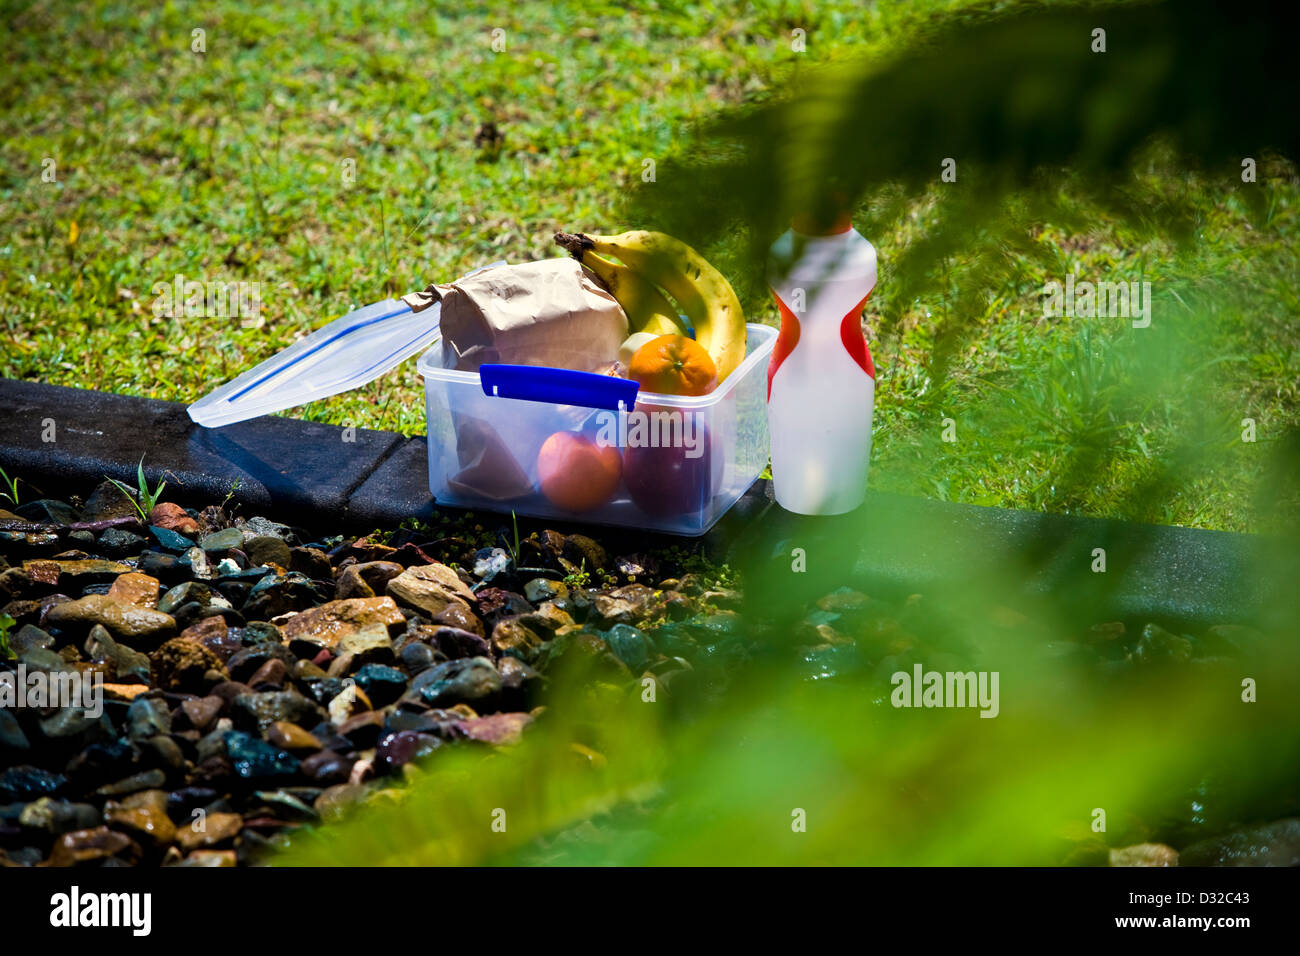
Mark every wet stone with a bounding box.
[126,697,172,740]
[352,663,408,707]
[232,690,323,736]
[150,637,229,694]
[224,731,300,783]
[376,730,440,773]
[412,656,502,709]
[96,768,168,798]
[0,766,66,801]
[199,528,246,554]
[44,594,176,646]
[241,535,290,569]
[280,597,404,650]
[148,502,201,537]
[524,578,568,604]
[289,547,333,580]
[48,825,142,866]
[18,797,100,835]
[431,625,491,660]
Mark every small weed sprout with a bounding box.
[105,456,167,522]
[0,467,20,506]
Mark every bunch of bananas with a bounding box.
[554,230,747,381]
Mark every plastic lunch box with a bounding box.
[188,263,776,536]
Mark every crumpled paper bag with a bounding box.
[403,258,628,373]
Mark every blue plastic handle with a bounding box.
[478,364,640,410]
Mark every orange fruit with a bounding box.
[536,431,622,512]
[627,334,717,396]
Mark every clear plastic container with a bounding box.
[418,323,776,535]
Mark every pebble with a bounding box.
[44,594,176,646]
[97,768,168,797]
[334,560,404,600]
[150,637,229,693]
[603,623,652,672]
[1180,818,1300,866]
[1109,843,1179,867]
[430,625,491,660]
[231,690,323,736]
[267,721,322,753]
[48,826,142,866]
[17,796,99,834]
[490,617,547,663]
[156,581,210,615]
[106,571,161,609]
[224,731,300,782]
[456,712,533,746]
[337,624,395,663]
[176,811,242,850]
[376,730,440,772]
[244,535,291,568]
[148,502,201,537]
[280,597,405,649]
[199,528,245,554]
[412,656,502,708]
[386,562,478,617]
[352,664,408,706]
[524,577,568,603]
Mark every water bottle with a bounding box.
[767,216,877,515]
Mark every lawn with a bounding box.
[2,0,1297,533]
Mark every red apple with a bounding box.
[621,407,722,517]
[537,431,622,513]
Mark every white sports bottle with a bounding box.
[767,218,877,515]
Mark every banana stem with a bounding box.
[553,231,595,259]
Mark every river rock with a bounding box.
[106,572,160,609]
[18,796,99,835]
[386,562,476,617]
[430,600,485,636]
[335,561,404,600]
[149,502,201,537]
[243,535,291,569]
[48,825,142,866]
[45,595,175,646]
[376,730,440,772]
[83,625,151,684]
[82,481,140,522]
[431,625,491,660]
[412,656,501,708]
[1109,843,1179,867]
[1180,818,1300,866]
[176,810,242,851]
[490,617,547,663]
[231,690,323,735]
[267,721,322,753]
[150,637,229,693]
[280,597,404,649]
[224,731,300,782]
[457,712,533,745]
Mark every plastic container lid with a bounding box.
[187,262,505,427]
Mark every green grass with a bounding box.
[1,0,1297,532]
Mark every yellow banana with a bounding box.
[562,230,747,381]
[553,236,687,338]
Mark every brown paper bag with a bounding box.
[404,258,628,373]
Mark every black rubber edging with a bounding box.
[3,377,1292,628]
